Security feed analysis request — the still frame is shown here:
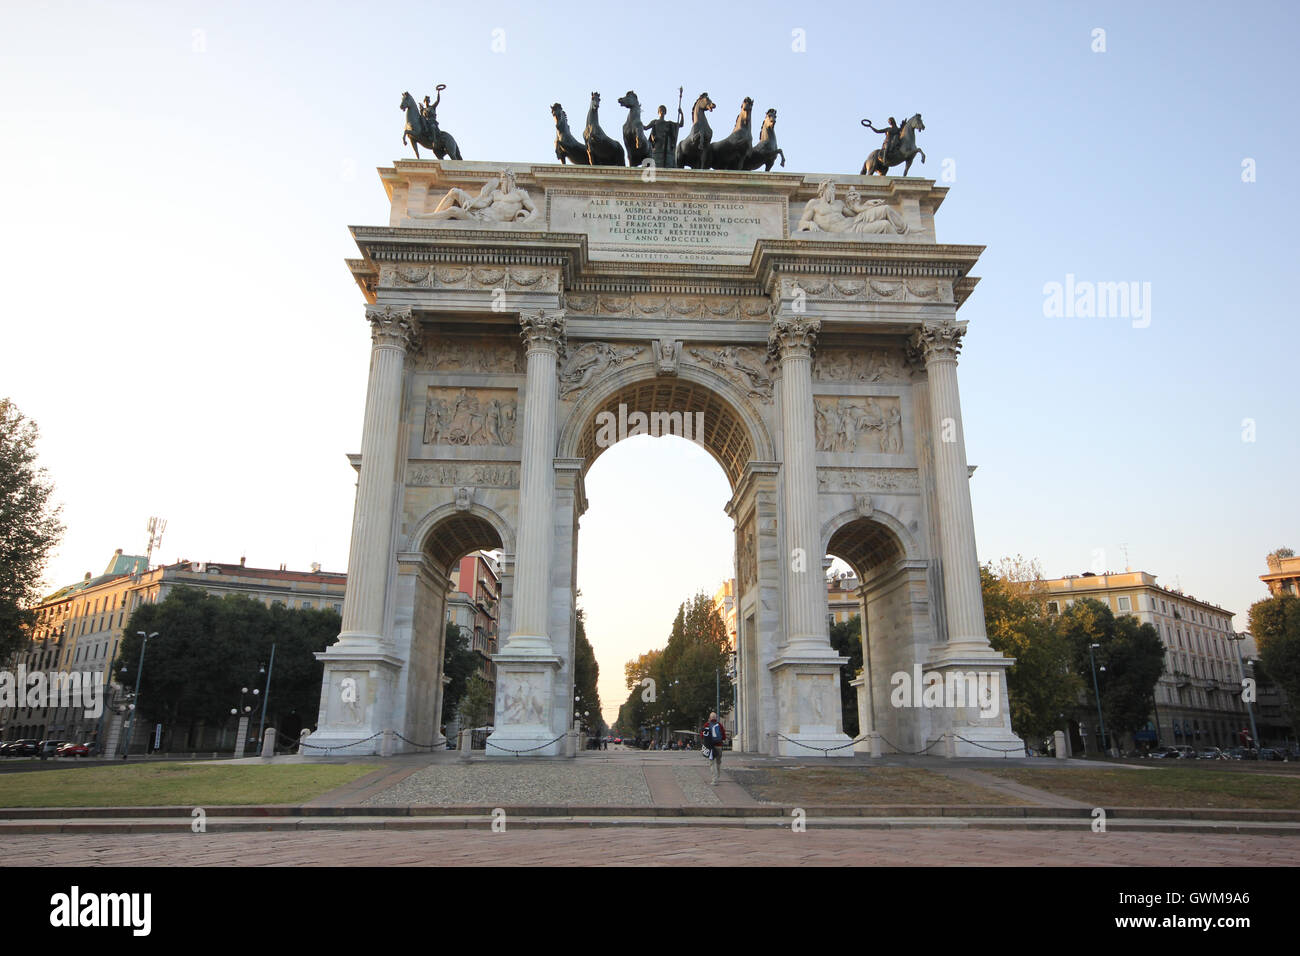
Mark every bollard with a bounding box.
[944,731,956,759]
[458,728,473,762]
[1053,730,1069,760]
[567,719,580,758]
[298,729,311,755]
[870,731,882,759]
[260,727,276,759]
[381,729,395,757]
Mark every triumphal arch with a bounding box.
[306,159,1024,758]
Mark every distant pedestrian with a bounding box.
[702,712,726,785]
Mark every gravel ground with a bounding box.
[363,762,653,806]
[673,763,720,805]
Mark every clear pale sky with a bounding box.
[2,1,1296,725]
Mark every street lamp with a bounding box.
[1228,632,1260,753]
[121,631,157,759]
[1087,643,1109,757]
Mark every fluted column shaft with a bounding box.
[503,309,565,654]
[339,305,421,643]
[913,320,988,648]
[770,316,831,654]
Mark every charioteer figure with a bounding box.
[644,88,685,168]
[863,116,902,165]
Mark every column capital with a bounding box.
[908,319,967,366]
[519,309,566,354]
[365,304,421,353]
[767,316,821,362]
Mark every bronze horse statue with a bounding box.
[617,91,652,167]
[742,108,785,171]
[675,92,716,169]
[400,89,462,160]
[583,92,625,166]
[708,96,754,170]
[861,113,925,176]
[551,103,590,165]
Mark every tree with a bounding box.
[573,607,602,731]
[118,586,341,747]
[1056,597,1163,749]
[458,674,493,729]
[1249,594,1300,735]
[440,620,480,725]
[0,398,65,661]
[829,615,862,736]
[981,561,1082,743]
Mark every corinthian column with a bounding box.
[911,319,988,651]
[769,316,833,654]
[502,308,565,655]
[338,304,421,650]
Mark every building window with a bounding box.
[302,601,312,609]
[1117,596,1131,612]
[1046,601,1059,615]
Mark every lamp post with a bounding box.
[121,631,157,759]
[256,644,276,754]
[1087,642,1109,757]
[1229,632,1260,753]
[230,681,261,758]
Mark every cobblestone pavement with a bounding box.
[4,828,1298,866]
[361,761,654,807]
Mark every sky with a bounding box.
[2,1,1297,725]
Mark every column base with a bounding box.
[305,650,405,757]
[920,654,1025,759]
[769,653,855,758]
[485,653,564,758]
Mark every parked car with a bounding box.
[1257,748,1284,761]
[1171,745,1197,759]
[1198,747,1226,760]
[4,739,40,757]
[56,742,91,758]
[37,740,66,759]
[1146,747,1177,759]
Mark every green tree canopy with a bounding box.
[573,606,602,731]
[1248,594,1300,733]
[829,614,862,736]
[440,619,480,725]
[0,398,65,661]
[118,586,341,735]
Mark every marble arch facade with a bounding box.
[305,161,1023,758]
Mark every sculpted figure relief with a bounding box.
[688,346,773,401]
[420,337,523,374]
[425,388,518,445]
[415,169,539,224]
[814,397,903,454]
[798,180,909,235]
[559,342,646,398]
[813,348,909,383]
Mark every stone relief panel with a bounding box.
[424,387,518,446]
[814,396,904,454]
[796,674,835,726]
[563,293,771,322]
[686,346,773,402]
[379,264,559,294]
[779,276,954,305]
[325,671,368,727]
[817,468,919,494]
[558,342,647,400]
[813,348,910,384]
[407,462,520,488]
[738,522,757,589]
[499,671,549,725]
[417,336,524,375]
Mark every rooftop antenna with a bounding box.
[1120,543,1131,572]
[145,516,167,569]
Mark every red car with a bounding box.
[55,742,91,758]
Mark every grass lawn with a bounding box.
[986,766,1300,809]
[732,766,1025,806]
[0,762,381,808]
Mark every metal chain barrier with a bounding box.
[771,731,868,754]
[484,731,572,755]
[953,734,1028,755]
[873,733,945,756]
[392,731,445,751]
[275,730,383,756]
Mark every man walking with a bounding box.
[703,712,726,785]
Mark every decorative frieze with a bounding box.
[817,467,919,493]
[814,396,904,454]
[779,275,954,304]
[406,462,520,488]
[418,336,524,374]
[424,387,518,446]
[562,293,770,322]
[812,348,910,384]
[379,264,560,294]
